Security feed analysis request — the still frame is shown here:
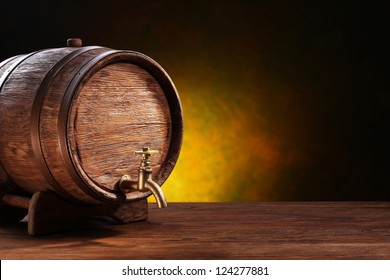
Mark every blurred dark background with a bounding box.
[1,0,389,201]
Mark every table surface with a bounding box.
[1,202,390,259]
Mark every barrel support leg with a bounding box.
[27,191,148,236]
[0,192,29,223]
[1,190,148,235]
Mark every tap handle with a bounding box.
[134,147,159,159]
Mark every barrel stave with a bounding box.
[0,48,74,193]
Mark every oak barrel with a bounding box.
[0,40,183,205]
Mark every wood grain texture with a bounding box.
[39,47,109,204]
[1,202,390,259]
[67,63,171,199]
[0,48,74,193]
[1,46,182,206]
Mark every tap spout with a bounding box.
[119,147,167,208]
[145,179,167,208]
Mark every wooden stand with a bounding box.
[0,191,148,236]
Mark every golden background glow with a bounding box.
[163,63,311,202]
[1,1,389,202]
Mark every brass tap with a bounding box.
[119,147,167,208]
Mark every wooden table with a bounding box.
[1,202,390,259]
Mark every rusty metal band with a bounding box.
[0,51,42,193]
[58,50,183,203]
[30,46,103,203]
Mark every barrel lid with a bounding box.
[65,52,181,202]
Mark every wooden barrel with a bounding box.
[0,40,183,205]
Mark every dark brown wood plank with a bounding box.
[1,202,390,259]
